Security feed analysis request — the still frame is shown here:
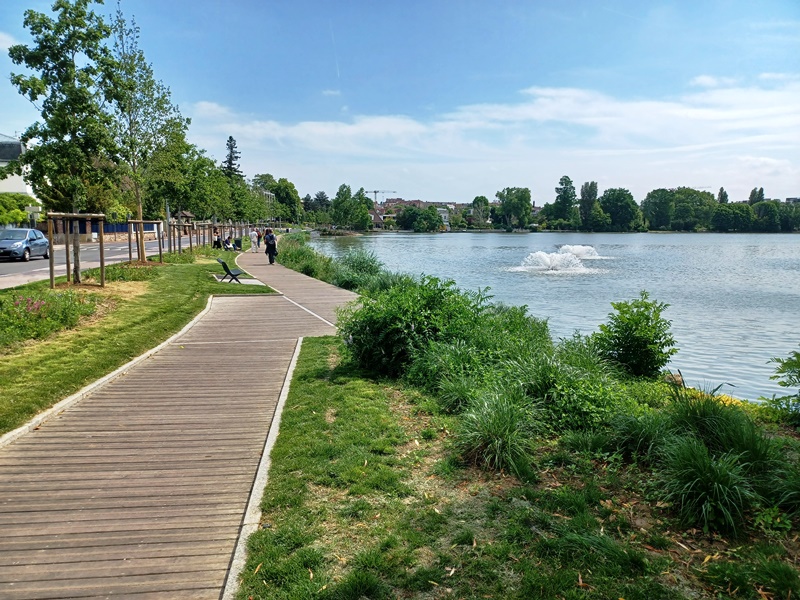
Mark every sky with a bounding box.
[1,0,799,205]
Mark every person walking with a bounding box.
[249,228,259,252]
[264,228,278,264]
[256,228,263,249]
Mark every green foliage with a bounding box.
[85,262,159,282]
[609,410,674,461]
[0,289,98,347]
[599,187,641,231]
[660,436,758,535]
[495,186,532,227]
[454,389,538,478]
[593,290,677,378]
[0,193,31,226]
[768,345,800,424]
[338,275,488,377]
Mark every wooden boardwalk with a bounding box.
[0,257,357,599]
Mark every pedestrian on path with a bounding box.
[264,228,278,264]
[249,228,259,252]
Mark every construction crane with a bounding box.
[366,190,397,204]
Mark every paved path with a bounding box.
[0,256,357,599]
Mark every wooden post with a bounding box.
[157,222,163,263]
[188,223,193,253]
[64,218,71,284]
[128,222,133,263]
[99,217,105,287]
[47,217,55,289]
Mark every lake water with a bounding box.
[310,231,800,401]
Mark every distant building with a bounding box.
[786,198,800,204]
[0,134,29,195]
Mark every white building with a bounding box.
[0,133,31,195]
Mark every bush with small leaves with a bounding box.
[593,290,677,378]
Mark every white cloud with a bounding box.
[322,89,341,96]
[184,77,800,203]
[690,75,738,88]
[0,31,17,51]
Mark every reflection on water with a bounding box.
[311,231,800,401]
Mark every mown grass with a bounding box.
[236,337,800,599]
[0,252,273,434]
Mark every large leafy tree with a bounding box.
[109,2,186,256]
[748,187,765,206]
[578,181,598,229]
[3,0,121,282]
[599,187,640,231]
[641,188,674,230]
[551,175,577,221]
[671,187,716,231]
[313,190,331,212]
[496,187,531,227]
[471,195,489,227]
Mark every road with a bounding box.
[0,240,165,290]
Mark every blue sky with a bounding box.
[1,0,798,204]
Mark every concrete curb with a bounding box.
[0,295,216,450]
[222,336,305,600]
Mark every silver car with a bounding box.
[0,228,50,261]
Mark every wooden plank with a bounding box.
[0,280,353,598]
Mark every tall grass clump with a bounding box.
[85,262,159,282]
[455,387,538,478]
[592,290,677,378]
[278,233,336,281]
[338,275,488,377]
[659,436,758,536]
[609,410,674,461]
[0,289,98,347]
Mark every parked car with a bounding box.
[0,228,49,261]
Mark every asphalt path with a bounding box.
[0,239,165,290]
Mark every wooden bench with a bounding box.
[216,258,244,283]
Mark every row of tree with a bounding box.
[0,1,311,278]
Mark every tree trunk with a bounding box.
[135,183,145,262]
[72,218,82,284]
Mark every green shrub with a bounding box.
[544,378,623,431]
[338,276,487,377]
[157,251,196,264]
[659,436,757,535]
[592,290,677,378]
[0,289,98,347]
[454,388,538,478]
[87,262,159,282]
[766,345,800,426]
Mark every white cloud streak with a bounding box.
[186,75,800,202]
[0,31,18,51]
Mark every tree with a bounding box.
[313,190,331,212]
[221,136,243,179]
[753,201,781,232]
[413,206,443,232]
[578,181,598,229]
[2,0,121,282]
[671,187,716,231]
[552,175,577,221]
[302,193,313,213]
[0,193,29,226]
[271,178,302,223]
[471,195,489,227]
[748,187,765,205]
[395,205,421,230]
[110,2,186,258]
[717,187,729,204]
[587,201,611,231]
[641,188,674,230]
[496,187,531,227]
[599,188,640,231]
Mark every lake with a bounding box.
[310,231,800,401]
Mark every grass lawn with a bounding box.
[237,337,800,600]
[0,253,274,435]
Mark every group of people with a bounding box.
[211,226,278,264]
